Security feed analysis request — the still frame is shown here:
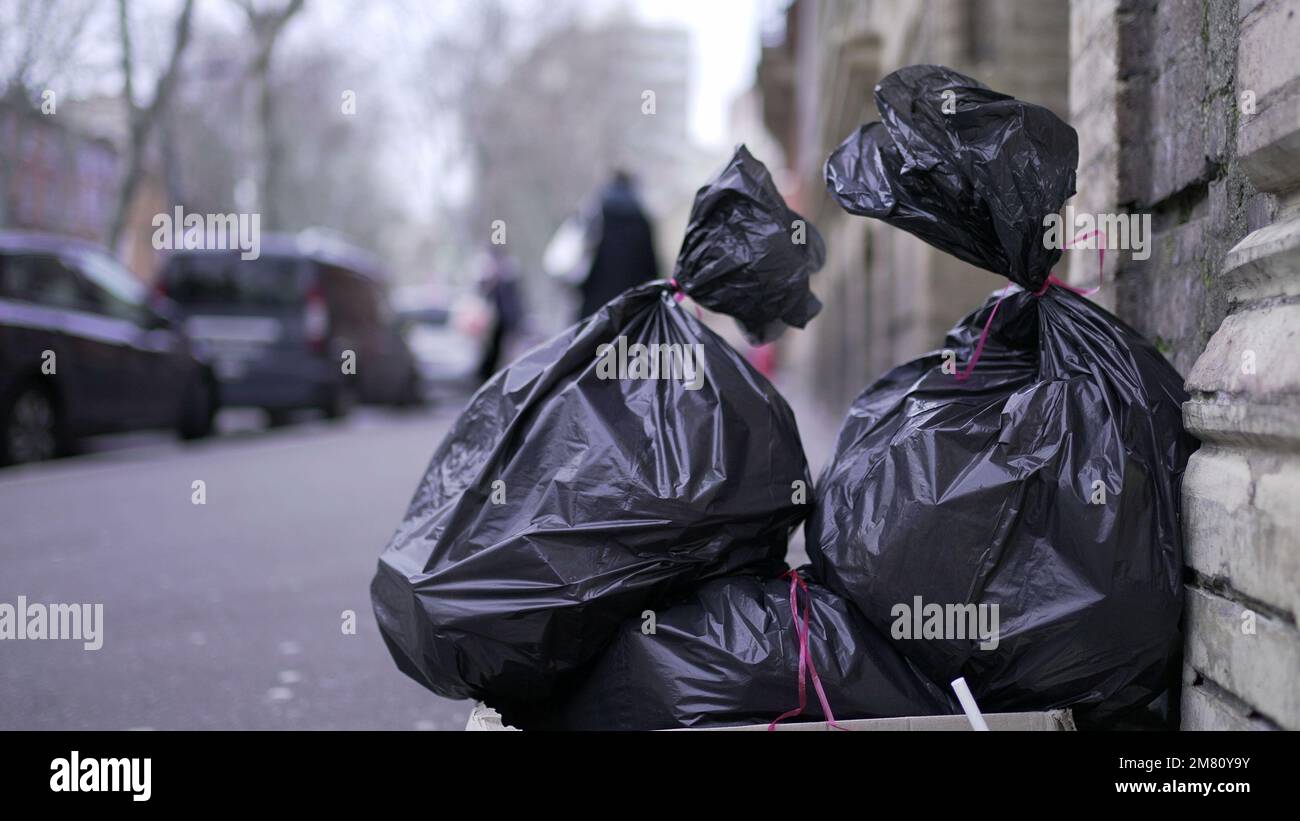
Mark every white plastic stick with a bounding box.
[951,677,989,731]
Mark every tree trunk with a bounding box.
[244,0,305,231]
[107,0,196,252]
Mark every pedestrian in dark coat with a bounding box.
[578,171,659,319]
[477,245,523,384]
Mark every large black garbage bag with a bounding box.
[530,570,957,730]
[371,146,825,707]
[810,65,1196,720]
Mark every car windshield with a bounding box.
[68,248,146,306]
[163,253,307,308]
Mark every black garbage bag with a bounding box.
[371,146,825,708]
[810,65,1196,720]
[530,569,957,730]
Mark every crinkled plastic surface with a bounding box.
[812,66,1196,720]
[371,146,824,708]
[810,289,1194,718]
[675,145,825,344]
[528,570,956,730]
[825,64,1078,291]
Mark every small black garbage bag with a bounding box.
[531,569,957,730]
[371,146,825,707]
[810,65,1197,720]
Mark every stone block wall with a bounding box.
[1071,0,1300,730]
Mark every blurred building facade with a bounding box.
[758,0,1300,730]
[758,0,1069,418]
[0,95,168,282]
[0,102,116,242]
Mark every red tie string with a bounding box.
[768,568,845,731]
[954,229,1107,382]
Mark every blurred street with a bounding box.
[0,406,471,730]
[0,0,1294,742]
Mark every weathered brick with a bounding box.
[1071,19,1119,120]
[1071,0,1121,57]
[1152,0,1206,68]
[1183,445,1300,618]
[1116,0,1154,84]
[1146,55,1213,202]
[1209,177,1230,228]
[1239,0,1271,22]
[1186,302,1300,398]
[1116,216,1208,374]
[1208,88,1234,163]
[1116,80,1152,203]
[1238,0,1300,104]
[1181,677,1279,730]
[1235,0,1300,190]
[1219,213,1300,301]
[1183,586,1300,728]
[1245,190,1277,231]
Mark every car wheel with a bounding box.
[396,370,424,408]
[265,408,295,428]
[178,373,216,441]
[1,384,61,466]
[321,382,356,420]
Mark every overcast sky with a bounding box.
[5,0,779,237]
[16,0,771,148]
[289,0,769,147]
[632,0,764,146]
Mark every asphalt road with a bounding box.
[0,407,473,730]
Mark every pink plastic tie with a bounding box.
[768,569,845,731]
[955,230,1106,382]
[667,277,685,304]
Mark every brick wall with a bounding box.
[1071,0,1300,730]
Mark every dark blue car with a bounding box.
[0,232,217,465]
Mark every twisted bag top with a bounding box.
[674,145,825,343]
[825,64,1078,291]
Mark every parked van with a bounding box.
[157,233,419,425]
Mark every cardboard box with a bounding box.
[464,703,1075,731]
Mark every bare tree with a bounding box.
[414,0,581,253]
[107,0,196,250]
[164,17,402,259]
[231,0,305,229]
[161,33,247,217]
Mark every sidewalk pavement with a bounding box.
[777,376,846,569]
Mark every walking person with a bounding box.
[576,170,659,319]
[477,244,523,384]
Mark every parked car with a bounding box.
[0,232,217,466]
[157,233,420,425]
[395,297,485,401]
